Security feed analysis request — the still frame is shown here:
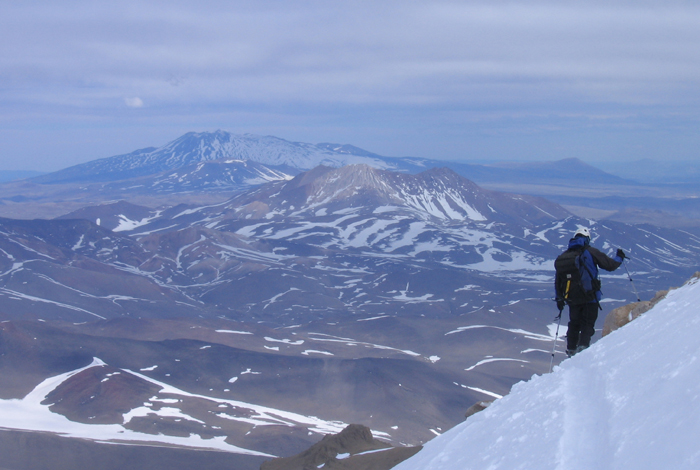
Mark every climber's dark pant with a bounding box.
[567,302,599,350]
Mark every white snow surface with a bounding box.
[396,276,700,470]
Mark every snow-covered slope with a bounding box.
[395,274,700,470]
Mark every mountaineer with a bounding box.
[555,227,625,356]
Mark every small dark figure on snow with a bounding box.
[554,227,625,357]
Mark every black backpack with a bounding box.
[555,247,600,306]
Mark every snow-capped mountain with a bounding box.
[31,130,405,185]
[226,164,572,226]
[394,274,700,470]
[122,163,573,241]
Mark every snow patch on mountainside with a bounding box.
[395,275,700,470]
[0,358,272,456]
[113,212,160,232]
[0,356,374,456]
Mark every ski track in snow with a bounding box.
[557,365,611,470]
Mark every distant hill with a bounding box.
[482,158,632,185]
[0,170,45,183]
[596,158,700,185]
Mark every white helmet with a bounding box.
[574,227,591,238]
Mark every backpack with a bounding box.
[555,247,601,306]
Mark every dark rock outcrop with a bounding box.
[603,272,700,336]
[465,400,493,420]
[260,424,421,470]
[603,290,668,337]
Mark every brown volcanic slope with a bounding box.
[42,364,162,425]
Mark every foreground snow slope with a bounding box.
[396,275,700,470]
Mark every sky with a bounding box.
[2,1,700,172]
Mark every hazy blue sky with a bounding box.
[2,1,699,171]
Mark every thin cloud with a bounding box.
[124,97,144,108]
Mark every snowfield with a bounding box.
[395,275,700,470]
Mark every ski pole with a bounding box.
[549,309,563,373]
[622,258,641,302]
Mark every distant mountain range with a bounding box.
[29,130,632,190]
[8,130,698,190]
[6,130,699,227]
